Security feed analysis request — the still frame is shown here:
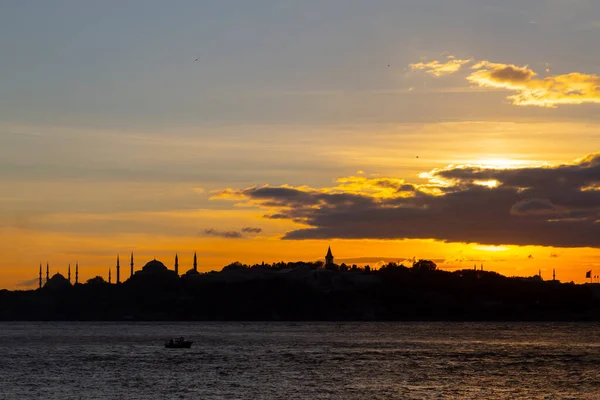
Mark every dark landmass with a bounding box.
[2,260,600,321]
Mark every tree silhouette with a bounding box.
[412,259,437,272]
[86,276,106,285]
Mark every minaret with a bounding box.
[175,253,179,276]
[68,263,71,283]
[75,262,79,284]
[46,262,49,283]
[539,269,542,280]
[39,264,42,289]
[108,267,112,284]
[116,255,120,284]
[193,252,197,272]
[130,252,134,278]
[553,268,556,281]
[325,246,334,266]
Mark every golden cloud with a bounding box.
[412,57,600,107]
[409,57,471,77]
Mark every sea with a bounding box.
[0,322,599,399]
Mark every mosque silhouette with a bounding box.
[38,252,203,289]
[38,248,336,289]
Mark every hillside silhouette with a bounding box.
[2,258,600,321]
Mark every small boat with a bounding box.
[164,337,193,348]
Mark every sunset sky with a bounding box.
[1,0,599,289]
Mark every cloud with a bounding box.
[241,227,262,234]
[213,153,600,248]
[411,56,600,108]
[510,198,563,216]
[203,228,243,239]
[470,61,536,84]
[203,227,263,239]
[409,56,471,77]
[16,278,39,288]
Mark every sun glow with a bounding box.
[474,179,499,188]
[471,158,533,169]
[473,245,510,252]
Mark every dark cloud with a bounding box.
[510,198,562,216]
[371,179,416,192]
[216,153,600,248]
[204,227,262,239]
[264,213,289,219]
[488,65,535,83]
[204,228,243,239]
[241,227,262,234]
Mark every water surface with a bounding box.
[1,322,599,399]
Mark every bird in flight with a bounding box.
[195,58,199,62]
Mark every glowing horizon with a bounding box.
[1,1,599,289]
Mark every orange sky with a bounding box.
[1,2,600,289]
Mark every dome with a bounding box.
[141,259,168,274]
[44,273,71,290]
[184,268,200,276]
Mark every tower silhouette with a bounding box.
[175,253,179,276]
[68,263,71,283]
[75,262,79,284]
[193,252,197,272]
[325,246,334,266]
[46,262,49,283]
[130,252,134,278]
[39,263,42,289]
[116,255,120,284]
[553,268,556,281]
[108,267,111,284]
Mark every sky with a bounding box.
[1,0,599,289]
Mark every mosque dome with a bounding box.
[184,268,200,276]
[141,259,169,274]
[44,273,71,290]
[129,259,178,284]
